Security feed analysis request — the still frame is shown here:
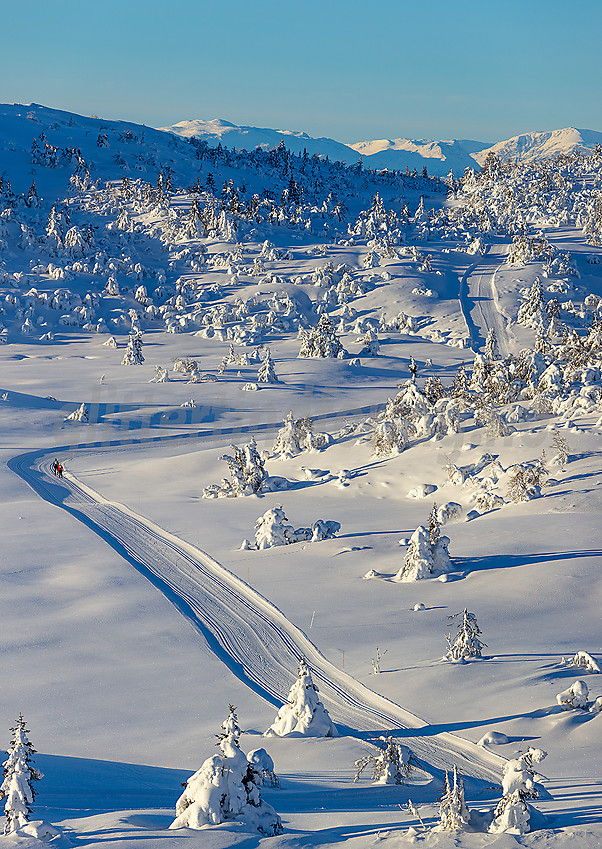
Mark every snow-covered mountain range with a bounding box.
[161,117,602,176]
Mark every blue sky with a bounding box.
[2,0,600,143]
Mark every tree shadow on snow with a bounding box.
[455,549,602,575]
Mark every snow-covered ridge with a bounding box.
[348,137,490,177]
[159,117,360,165]
[472,127,602,165]
[160,116,602,176]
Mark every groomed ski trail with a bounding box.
[10,445,505,784]
[459,243,514,356]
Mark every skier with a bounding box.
[52,458,59,475]
[56,463,63,479]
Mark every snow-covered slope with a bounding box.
[159,117,361,164]
[473,127,602,165]
[348,137,489,176]
[1,99,602,849]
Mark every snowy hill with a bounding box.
[160,117,491,176]
[473,127,602,165]
[159,117,361,164]
[1,100,602,849]
[348,137,489,176]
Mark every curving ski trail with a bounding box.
[9,443,505,784]
[459,243,514,356]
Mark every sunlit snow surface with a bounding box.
[0,103,600,848]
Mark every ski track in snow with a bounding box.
[9,439,505,784]
[460,244,513,356]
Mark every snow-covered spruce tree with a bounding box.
[1,715,42,834]
[66,402,89,422]
[257,348,278,383]
[436,766,469,831]
[170,706,282,835]
[394,503,452,581]
[517,278,547,330]
[354,736,414,785]
[484,327,500,361]
[551,429,570,468]
[298,314,343,358]
[489,747,547,835]
[121,332,144,365]
[445,609,486,662]
[265,658,337,737]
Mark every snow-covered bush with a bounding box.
[247,748,279,788]
[489,747,547,835]
[251,512,341,548]
[372,418,408,456]
[556,679,589,709]
[1,715,42,834]
[354,736,414,785]
[265,659,337,737]
[254,506,296,549]
[569,651,600,673]
[298,314,343,358]
[395,504,452,581]
[272,412,330,459]
[203,438,267,498]
[507,459,547,502]
[170,705,282,835]
[445,609,486,662]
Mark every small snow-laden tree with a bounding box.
[551,429,570,468]
[1,715,42,834]
[372,417,409,456]
[354,736,414,785]
[489,747,547,836]
[257,348,278,383]
[445,609,486,662]
[221,438,267,496]
[517,278,547,330]
[507,459,547,502]
[360,328,379,356]
[484,327,500,361]
[121,332,144,365]
[265,658,337,738]
[298,314,343,358]
[247,749,279,788]
[395,504,452,581]
[203,438,269,499]
[569,651,600,674]
[170,707,282,835]
[45,204,65,250]
[150,365,169,383]
[254,506,296,549]
[556,680,589,709]
[272,412,330,459]
[436,766,470,831]
[66,402,89,423]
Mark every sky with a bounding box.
[1,0,601,144]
